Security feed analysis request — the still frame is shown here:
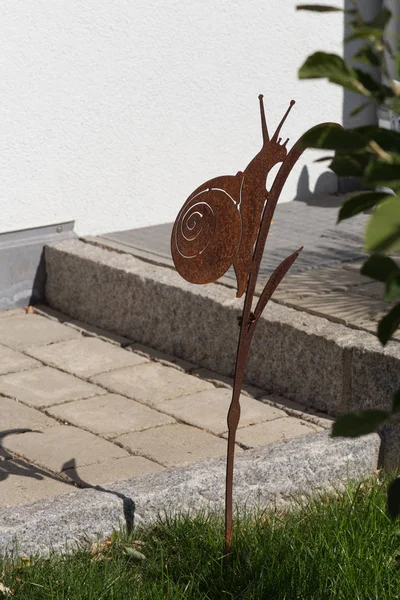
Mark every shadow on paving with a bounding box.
[0,430,135,533]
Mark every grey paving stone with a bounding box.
[63,456,165,486]
[271,265,368,300]
[47,394,175,438]
[160,389,286,435]
[342,261,365,272]
[0,344,40,376]
[0,314,80,350]
[0,458,74,508]
[27,337,148,378]
[0,366,106,408]
[3,425,128,472]
[259,394,308,413]
[278,291,388,327]
[391,329,400,342]
[33,305,133,346]
[127,343,196,372]
[0,396,57,431]
[92,363,213,407]
[191,368,266,398]
[116,423,230,467]
[68,321,133,347]
[259,395,334,430]
[31,305,73,323]
[351,281,386,300]
[228,418,321,448]
[0,309,25,319]
[311,413,335,429]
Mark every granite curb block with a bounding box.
[45,241,400,417]
[0,431,380,556]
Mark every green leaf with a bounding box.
[385,274,400,301]
[366,162,400,189]
[338,192,388,222]
[388,477,400,521]
[353,45,381,68]
[355,126,400,153]
[388,97,400,115]
[366,129,400,154]
[345,8,392,44]
[367,7,392,31]
[329,154,368,177]
[297,4,357,14]
[362,255,400,301]
[124,547,146,561]
[365,195,400,253]
[299,52,371,96]
[110,530,119,543]
[346,27,385,44]
[392,389,400,413]
[300,124,365,151]
[309,123,400,154]
[350,100,371,117]
[377,303,400,345]
[313,155,333,163]
[354,69,385,96]
[361,254,400,283]
[332,410,389,438]
[296,4,342,11]
[299,51,348,79]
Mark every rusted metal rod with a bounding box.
[171,96,337,558]
[223,123,335,555]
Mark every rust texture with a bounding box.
[171,95,336,556]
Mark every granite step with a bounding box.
[0,429,379,556]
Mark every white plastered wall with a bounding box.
[0,0,344,237]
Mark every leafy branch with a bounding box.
[298,1,400,519]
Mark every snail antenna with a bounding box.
[272,100,295,142]
[258,94,269,145]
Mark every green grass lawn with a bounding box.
[2,475,400,599]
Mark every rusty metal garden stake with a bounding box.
[171,95,334,556]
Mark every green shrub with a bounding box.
[298,2,400,517]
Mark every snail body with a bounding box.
[171,96,295,297]
[171,173,243,286]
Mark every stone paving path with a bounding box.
[0,307,331,509]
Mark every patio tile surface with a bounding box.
[0,366,106,407]
[0,310,326,508]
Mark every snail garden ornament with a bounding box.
[172,96,294,298]
[171,95,337,556]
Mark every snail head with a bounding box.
[271,100,295,159]
[259,96,295,162]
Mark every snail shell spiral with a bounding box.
[171,176,243,285]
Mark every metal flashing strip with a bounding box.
[0,221,76,311]
[0,221,75,248]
